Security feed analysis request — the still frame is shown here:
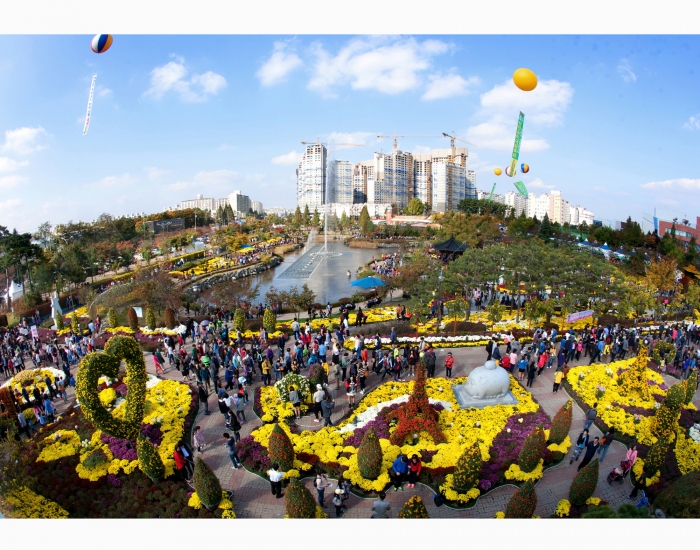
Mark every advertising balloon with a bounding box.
[91,34,113,54]
[520,163,530,173]
[505,166,515,177]
[512,68,537,91]
[494,167,502,176]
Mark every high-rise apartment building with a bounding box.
[412,154,432,205]
[431,162,466,213]
[527,192,550,221]
[251,200,264,215]
[372,150,413,209]
[504,191,527,216]
[352,161,373,204]
[328,160,354,205]
[229,190,251,214]
[296,143,328,210]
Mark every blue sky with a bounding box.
[1,34,700,232]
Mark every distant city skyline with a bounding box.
[2,35,700,232]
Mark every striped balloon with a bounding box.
[90,34,113,54]
[521,163,530,173]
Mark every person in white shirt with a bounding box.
[312,384,325,423]
[267,464,285,498]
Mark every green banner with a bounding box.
[513,180,528,198]
[488,182,496,203]
[508,111,524,177]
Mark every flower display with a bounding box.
[495,511,505,518]
[586,496,601,506]
[555,499,571,517]
[439,475,481,503]
[1,367,64,403]
[505,459,545,482]
[99,387,117,408]
[4,487,70,518]
[36,429,82,462]
[397,495,430,518]
[188,491,236,518]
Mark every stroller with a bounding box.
[606,459,633,485]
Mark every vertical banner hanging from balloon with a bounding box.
[83,75,97,136]
[513,181,529,198]
[488,182,496,203]
[507,111,524,177]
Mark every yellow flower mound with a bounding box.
[284,469,301,478]
[504,459,545,482]
[99,388,117,408]
[258,385,309,422]
[188,491,236,517]
[141,327,179,336]
[673,427,700,476]
[632,458,661,486]
[69,306,88,318]
[439,474,481,503]
[586,497,601,506]
[76,432,114,481]
[547,436,572,454]
[495,511,505,518]
[4,368,58,400]
[104,326,136,334]
[36,429,81,462]
[566,359,668,444]
[555,499,571,517]
[5,487,69,518]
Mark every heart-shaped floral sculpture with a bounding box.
[76,336,148,440]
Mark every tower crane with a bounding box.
[376,133,443,153]
[301,141,364,153]
[441,132,477,164]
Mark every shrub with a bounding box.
[233,308,245,333]
[654,470,700,518]
[569,459,599,505]
[616,503,650,518]
[127,307,139,330]
[268,424,295,471]
[164,308,177,329]
[146,309,156,330]
[263,307,276,335]
[306,363,325,389]
[397,495,430,518]
[651,403,679,443]
[665,382,686,411]
[504,481,537,518]
[83,448,109,469]
[518,424,546,473]
[71,312,80,334]
[582,504,617,518]
[643,440,668,478]
[549,400,573,445]
[686,371,698,405]
[357,427,383,480]
[136,435,165,482]
[193,457,223,510]
[285,477,316,518]
[453,441,481,492]
[54,312,64,331]
[107,307,117,329]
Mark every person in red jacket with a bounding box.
[444,352,455,378]
[407,454,422,488]
[173,444,193,484]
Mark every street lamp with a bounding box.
[435,268,445,333]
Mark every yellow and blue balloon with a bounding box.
[521,163,529,173]
[90,34,113,54]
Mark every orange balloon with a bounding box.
[513,68,538,91]
[494,167,502,176]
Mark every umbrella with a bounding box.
[200,320,210,326]
[351,276,387,289]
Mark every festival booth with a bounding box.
[433,236,467,262]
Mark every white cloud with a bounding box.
[2,126,47,154]
[0,198,21,211]
[683,114,700,130]
[144,57,226,102]
[422,72,479,101]
[641,178,700,191]
[169,169,240,190]
[528,178,555,190]
[617,59,636,83]
[412,145,432,154]
[95,174,138,187]
[272,151,303,165]
[0,175,26,189]
[97,86,112,98]
[0,157,28,172]
[257,41,303,86]
[326,131,374,147]
[308,37,452,98]
[143,166,170,181]
[464,78,573,151]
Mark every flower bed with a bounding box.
[1,367,65,404]
[248,373,556,505]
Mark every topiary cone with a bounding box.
[108,307,118,329]
[233,308,245,333]
[71,312,80,334]
[127,307,139,330]
[357,426,383,480]
[164,308,177,329]
[285,476,316,518]
[548,400,573,445]
[136,435,165,483]
[146,308,156,331]
[685,371,698,405]
[505,481,537,518]
[665,383,686,411]
[397,495,430,518]
[55,312,64,331]
[453,441,481,492]
[193,456,223,511]
[268,423,295,472]
[263,307,277,335]
[518,424,546,473]
[643,440,668,479]
[569,458,599,505]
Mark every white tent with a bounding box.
[2,281,24,303]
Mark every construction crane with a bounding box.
[376,132,443,153]
[441,132,477,163]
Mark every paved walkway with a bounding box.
[32,328,698,519]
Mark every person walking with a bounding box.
[626,444,638,466]
[222,432,242,469]
[321,394,335,427]
[289,385,302,419]
[526,361,537,387]
[577,437,600,471]
[371,492,391,518]
[197,383,210,415]
[570,429,589,464]
[346,375,357,409]
[268,463,285,498]
[315,472,331,508]
[583,404,598,431]
[332,488,345,518]
[597,428,615,463]
[444,352,454,378]
[553,369,565,393]
[234,393,247,423]
[517,357,528,382]
[312,384,325,423]
[628,470,647,500]
[193,426,206,454]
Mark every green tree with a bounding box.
[285,477,317,518]
[518,424,546,473]
[127,307,139,330]
[164,308,177,329]
[453,441,481,492]
[108,308,117,328]
[145,308,156,330]
[406,198,425,216]
[311,207,320,226]
[569,458,599,505]
[504,481,537,518]
[233,308,245,332]
[548,400,573,445]
[537,213,553,240]
[358,206,374,236]
[357,427,383,480]
[303,204,311,225]
[397,495,430,518]
[268,423,295,471]
[263,307,277,334]
[193,457,223,510]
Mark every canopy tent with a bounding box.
[1,281,24,304]
[350,276,387,289]
[577,240,591,247]
[599,242,611,251]
[433,236,467,254]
